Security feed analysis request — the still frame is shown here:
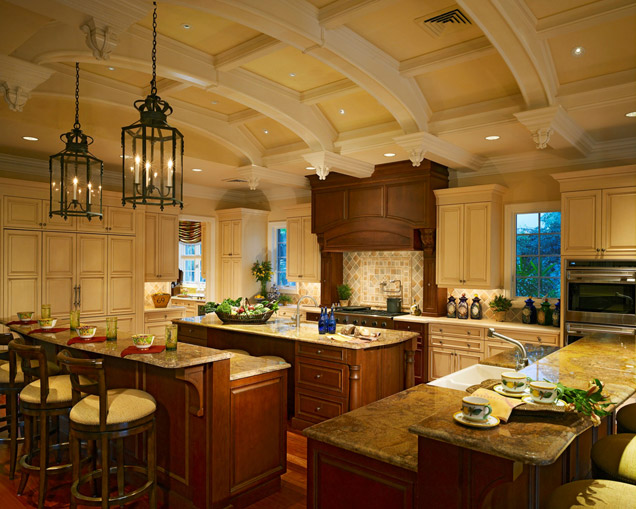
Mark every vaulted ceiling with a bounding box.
[1,0,635,197]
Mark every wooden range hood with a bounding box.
[308,160,449,252]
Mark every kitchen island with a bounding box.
[305,334,636,509]
[174,315,419,429]
[1,319,290,509]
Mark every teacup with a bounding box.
[501,372,528,393]
[17,311,34,322]
[529,381,558,404]
[461,396,493,422]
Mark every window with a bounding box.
[179,242,206,287]
[269,222,296,291]
[514,211,561,298]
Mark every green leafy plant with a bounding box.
[337,284,352,300]
[489,294,512,312]
[278,294,293,305]
[251,260,273,297]
[555,378,613,426]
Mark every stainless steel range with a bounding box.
[333,306,409,329]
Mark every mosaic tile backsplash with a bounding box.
[447,288,522,322]
[144,282,172,307]
[343,251,424,310]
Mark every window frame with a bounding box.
[504,201,561,305]
[179,241,205,288]
[268,221,296,293]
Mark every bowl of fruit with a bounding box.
[17,311,34,322]
[38,318,57,330]
[212,298,279,324]
[76,325,97,339]
[132,334,155,349]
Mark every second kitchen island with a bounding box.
[175,315,419,429]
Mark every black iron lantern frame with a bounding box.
[49,63,103,221]
[121,1,183,210]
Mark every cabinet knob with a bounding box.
[537,337,542,342]
[407,325,411,330]
[439,340,443,345]
[427,283,431,287]
[601,248,606,252]
[299,274,303,277]
[315,373,322,379]
[316,349,322,354]
[315,407,321,412]
[467,343,470,348]
[467,331,471,335]
[596,248,600,252]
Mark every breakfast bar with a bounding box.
[1,319,291,508]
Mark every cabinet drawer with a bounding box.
[394,321,426,334]
[493,328,559,345]
[296,343,345,363]
[295,358,349,396]
[305,312,320,322]
[295,389,346,423]
[145,309,185,323]
[177,324,207,340]
[428,323,484,339]
[428,336,484,352]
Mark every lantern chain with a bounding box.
[74,62,80,129]
[151,1,157,95]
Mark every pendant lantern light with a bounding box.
[121,1,183,210]
[49,62,103,220]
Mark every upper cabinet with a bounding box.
[434,185,506,288]
[553,166,636,258]
[144,212,179,282]
[220,220,242,257]
[285,205,320,283]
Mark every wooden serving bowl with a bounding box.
[152,294,171,308]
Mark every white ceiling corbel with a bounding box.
[0,55,54,112]
[514,105,595,156]
[80,18,118,61]
[394,132,483,172]
[302,151,375,180]
[237,165,310,190]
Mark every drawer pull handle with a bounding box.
[315,406,321,412]
[315,374,322,379]
[467,343,470,348]
[467,331,471,335]
[438,329,443,332]
[316,349,322,354]
[537,337,542,342]
[439,340,443,345]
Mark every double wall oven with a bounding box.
[565,260,636,344]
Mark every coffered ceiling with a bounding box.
[0,0,634,198]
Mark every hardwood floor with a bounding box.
[0,410,308,509]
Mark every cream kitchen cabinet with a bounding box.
[144,212,179,282]
[220,220,242,257]
[3,229,41,317]
[434,185,506,288]
[78,206,136,235]
[3,196,76,231]
[427,322,484,381]
[285,205,320,283]
[220,258,242,300]
[144,307,185,339]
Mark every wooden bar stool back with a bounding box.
[9,338,73,509]
[57,350,157,509]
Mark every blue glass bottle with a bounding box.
[552,299,561,328]
[522,297,537,324]
[318,308,327,334]
[328,306,336,334]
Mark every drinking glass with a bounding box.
[165,324,178,351]
[70,310,81,330]
[41,304,51,319]
[106,317,118,341]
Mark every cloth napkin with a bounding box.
[120,345,166,358]
[30,327,69,334]
[6,320,38,325]
[68,336,107,345]
[472,388,525,423]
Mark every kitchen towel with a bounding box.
[6,320,38,325]
[472,388,524,423]
[68,336,107,345]
[120,345,166,358]
[30,327,69,334]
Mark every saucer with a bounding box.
[452,411,500,429]
[521,395,566,407]
[493,384,530,398]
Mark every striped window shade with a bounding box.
[179,221,201,244]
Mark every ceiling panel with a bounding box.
[243,117,306,150]
[169,86,250,115]
[549,15,636,85]
[569,100,636,142]
[345,0,484,61]
[439,123,535,157]
[317,89,396,132]
[71,62,152,88]
[241,46,346,92]
[415,53,520,112]
[526,0,598,20]
[0,0,51,54]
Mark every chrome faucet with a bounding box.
[295,295,319,329]
[488,328,529,370]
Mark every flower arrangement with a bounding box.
[251,260,273,298]
[556,378,613,426]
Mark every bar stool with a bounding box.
[590,433,636,485]
[617,403,636,433]
[546,479,636,508]
[9,338,74,508]
[57,350,157,508]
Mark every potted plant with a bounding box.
[251,260,273,301]
[337,284,352,307]
[489,294,512,322]
[278,294,293,306]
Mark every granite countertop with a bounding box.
[171,296,207,303]
[174,315,418,350]
[229,352,291,381]
[144,305,186,314]
[480,344,559,369]
[394,315,561,334]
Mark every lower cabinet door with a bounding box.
[485,342,514,359]
[455,350,482,371]
[428,347,454,380]
[145,321,169,340]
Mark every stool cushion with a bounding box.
[617,404,636,433]
[225,349,250,356]
[0,361,24,383]
[546,479,636,508]
[70,388,156,426]
[20,374,74,404]
[259,355,286,363]
[591,433,636,484]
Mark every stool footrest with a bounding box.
[72,465,154,506]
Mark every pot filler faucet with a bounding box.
[296,295,319,329]
[487,328,529,370]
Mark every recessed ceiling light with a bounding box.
[192,168,203,172]
[485,135,500,141]
[626,111,636,118]
[182,24,191,29]
[108,66,115,71]
[571,46,585,57]
[339,109,345,115]
[305,166,315,170]
[263,129,269,134]
[383,152,396,157]
[22,136,38,141]
[289,72,296,77]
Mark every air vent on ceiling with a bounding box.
[415,8,471,38]
[222,178,248,183]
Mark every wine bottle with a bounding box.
[328,306,336,334]
[318,307,327,335]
